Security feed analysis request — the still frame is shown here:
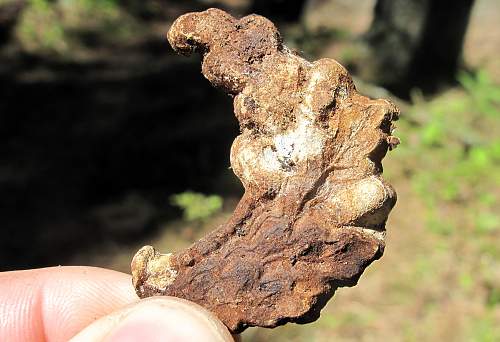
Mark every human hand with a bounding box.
[0,266,234,341]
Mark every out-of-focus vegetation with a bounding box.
[15,0,140,55]
[170,191,223,222]
[388,71,500,340]
[401,71,500,237]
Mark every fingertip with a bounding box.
[42,267,139,340]
[0,266,139,342]
[71,297,234,342]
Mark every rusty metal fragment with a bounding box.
[131,8,399,333]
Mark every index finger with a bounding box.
[0,266,138,342]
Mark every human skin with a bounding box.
[0,266,234,342]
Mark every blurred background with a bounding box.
[0,0,499,340]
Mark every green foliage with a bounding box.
[459,70,500,117]
[377,72,500,341]
[394,70,500,238]
[170,191,223,222]
[458,271,474,292]
[17,0,67,53]
[15,0,138,55]
[486,287,500,308]
[420,120,445,147]
[468,312,500,342]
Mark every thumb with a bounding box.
[70,296,234,342]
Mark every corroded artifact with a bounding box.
[132,8,399,333]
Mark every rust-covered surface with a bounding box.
[131,8,399,333]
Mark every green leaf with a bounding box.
[170,191,223,222]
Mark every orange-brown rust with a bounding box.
[132,8,399,333]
